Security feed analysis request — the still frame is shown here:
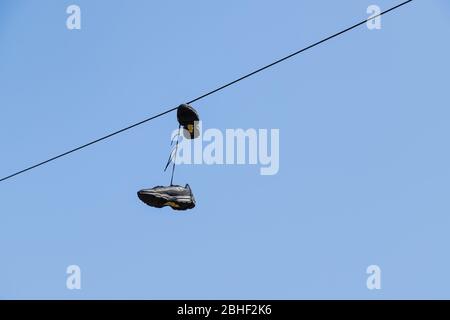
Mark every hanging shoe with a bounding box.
[177,104,200,139]
[137,184,196,211]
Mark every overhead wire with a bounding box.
[0,0,413,183]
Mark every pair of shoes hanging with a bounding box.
[137,104,200,211]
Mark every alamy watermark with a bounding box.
[66,265,82,290]
[366,265,381,290]
[171,122,280,176]
[66,5,81,30]
[367,5,382,30]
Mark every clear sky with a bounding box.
[0,0,449,299]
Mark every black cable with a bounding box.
[0,107,177,183]
[187,0,413,105]
[0,0,413,183]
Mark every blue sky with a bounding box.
[0,0,449,299]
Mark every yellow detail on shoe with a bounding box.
[165,201,180,208]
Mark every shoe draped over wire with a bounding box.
[177,104,200,139]
[137,104,200,211]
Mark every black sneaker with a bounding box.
[177,104,200,139]
[137,184,196,211]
